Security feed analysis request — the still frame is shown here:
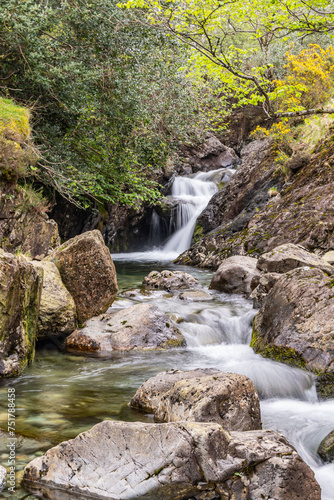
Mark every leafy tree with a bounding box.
[121,0,334,118]
[0,0,208,207]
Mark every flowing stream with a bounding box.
[0,171,333,499]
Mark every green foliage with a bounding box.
[121,0,334,118]
[0,0,208,208]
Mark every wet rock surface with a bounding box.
[0,249,42,377]
[178,289,212,301]
[210,255,260,295]
[32,260,76,338]
[251,267,334,398]
[317,430,334,463]
[155,373,261,431]
[23,420,321,500]
[66,303,184,353]
[143,270,199,290]
[49,230,118,323]
[257,243,334,275]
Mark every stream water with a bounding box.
[0,171,334,499]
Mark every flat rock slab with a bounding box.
[251,267,334,398]
[142,270,198,290]
[66,303,184,354]
[257,243,334,275]
[131,369,261,431]
[210,255,260,295]
[23,420,321,500]
[49,230,118,323]
[32,260,76,337]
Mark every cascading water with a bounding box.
[161,172,218,254]
[113,168,222,261]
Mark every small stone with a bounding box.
[143,269,198,290]
[317,430,334,463]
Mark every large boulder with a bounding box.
[31,261,77,338]
[130,368,221,412]
[251,267,334,398]
[66,303,184,353]
[49,230,118,323]
[257,243,334,275]
[0,250,42,377]
[155,373,261,431]
[210,255,260,294]
[143,270,198,290]
[23,420,321,500]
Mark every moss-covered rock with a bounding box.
[32,261,76,338]
[317,430,334,463]
[0,249,42,377]
[251,267,334,398]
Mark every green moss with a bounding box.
[250,324,306,370]
[0,98,30,140]
[192,223,204,243]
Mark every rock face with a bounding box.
[210,255,260,294]
[32,261,77,338]
[23,420,321,500]
[0,250,42,377]
[251,267,334,398]
[130,370,261,432]
[178,134,240,173]
[66,303,184,353]
[257,243,334,275]
[143,270,198,290]
[0,188,60,259]
[177,132,334,270]
[317,430,334,463]
[49,230,118,323]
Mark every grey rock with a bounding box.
[154,373,261,431]
[251,267,334,398]
[66,303,185,353]
[250,272,281,308]
[23,420,321,500]
[178,290,212,301]
[0,250,42,377]
[32,261,76,337]
[210,255,260,295]
[143,270,198,290]
[317,430,334,463]
[322,250,334,265]
[49,230,118,323]
[257,243,334,275]
[130,369,221,413]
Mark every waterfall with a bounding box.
[159,171,218,254]
[113,169,221,261]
